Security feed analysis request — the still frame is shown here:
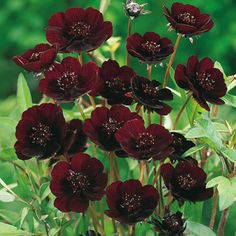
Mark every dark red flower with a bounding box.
[131,76,173,115]
[126,32,173,64]
[62,119,87,156]
[150,208,186,236]
[15,103,67,160]
[160,162,213,203]
[13,43,57,73]
[50,153,107,213]
[46,7,113,53]
[83,105,140,154]
[164,2,214,37]
[105,179,159,224]
[169,132,196,163]
[91,60,136,105]
[39,57,98,103]
[175,55,227,111]
[115,119,173,161]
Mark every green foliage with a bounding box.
[207,177,236,211]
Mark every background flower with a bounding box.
[91,59,135,105]
[46,7,113,53]
[15,103,67,160]
[131,76,173,115]
[175,55,227,111]
[13,43,57,73]
[83,105,140,153]
[164,2,214,37]
[50,153,107,213]
[39,57,98,103]
[161,162,213,203]
[105,179,159,224]
[115,119,173,161]
[127,32,173,64]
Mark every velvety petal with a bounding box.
[51,161,70,180]
[160,164,174,188]
[175,64,191,90]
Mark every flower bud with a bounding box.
[124,0,150,19]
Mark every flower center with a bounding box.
[67,170,90,195]
[105,77,126,91]
[102,118,123,136]
[177,174,197,190]
[177,12,196,25]
[163,214,182,232]
[29,52,40,62]
[141,41,161,54]
[57,72,78,91]
[120,193,142,213]
[136,132,155,149]
[69,22,91,39]
[30,123,53,146]
[196,72,215,91]
[142,83,159,97]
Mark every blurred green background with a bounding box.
[0,0,236,235]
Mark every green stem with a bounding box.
[173,93,192,130]
[126,18,132,66]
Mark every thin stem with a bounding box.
[173,93,192,130]
[79,53,83,64]
[89,204,105,236]
[126,19,132,66]
[108,152,116,184]
[217,207,230,236]
[88,95,96,109]
[129,225,136,236]
[163,34,182,88]
[77,103,86,120]
[209,189,218,230]
[147,64,152,125]
[139,162,146,184]
[160,34,181,126]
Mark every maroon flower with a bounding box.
[105,180,159,224]
[115,119,173,161]
[126,32,173,64]
[15,103,67,160]
[175,55,227,111]
[169,132,195,163]
[164,2,214,37]
[83,105,140,154]
[46,7,113,53]
[91,60,136,105]
[160,162,213,203]
[131,76,173,115]
[39,57,98,103]
[63,119,87,156]
[50,153,107,213]
[13,43,57,73]
[150,208,186,236]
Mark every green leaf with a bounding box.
[39,182,51,201]
[220,147,236,163]
[0,222,31,236]
[0,190,15,202]
[207,176,236,210]
[186,221,216,236]
[17,73,32,113]
[185,115,223,149]
[185,127,206,139]
[19,207,29,228]
[182,144,206,157]
[222,93,236,108]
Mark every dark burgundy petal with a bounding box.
[160,163,174,188]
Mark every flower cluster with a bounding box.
[13,1,227,235]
